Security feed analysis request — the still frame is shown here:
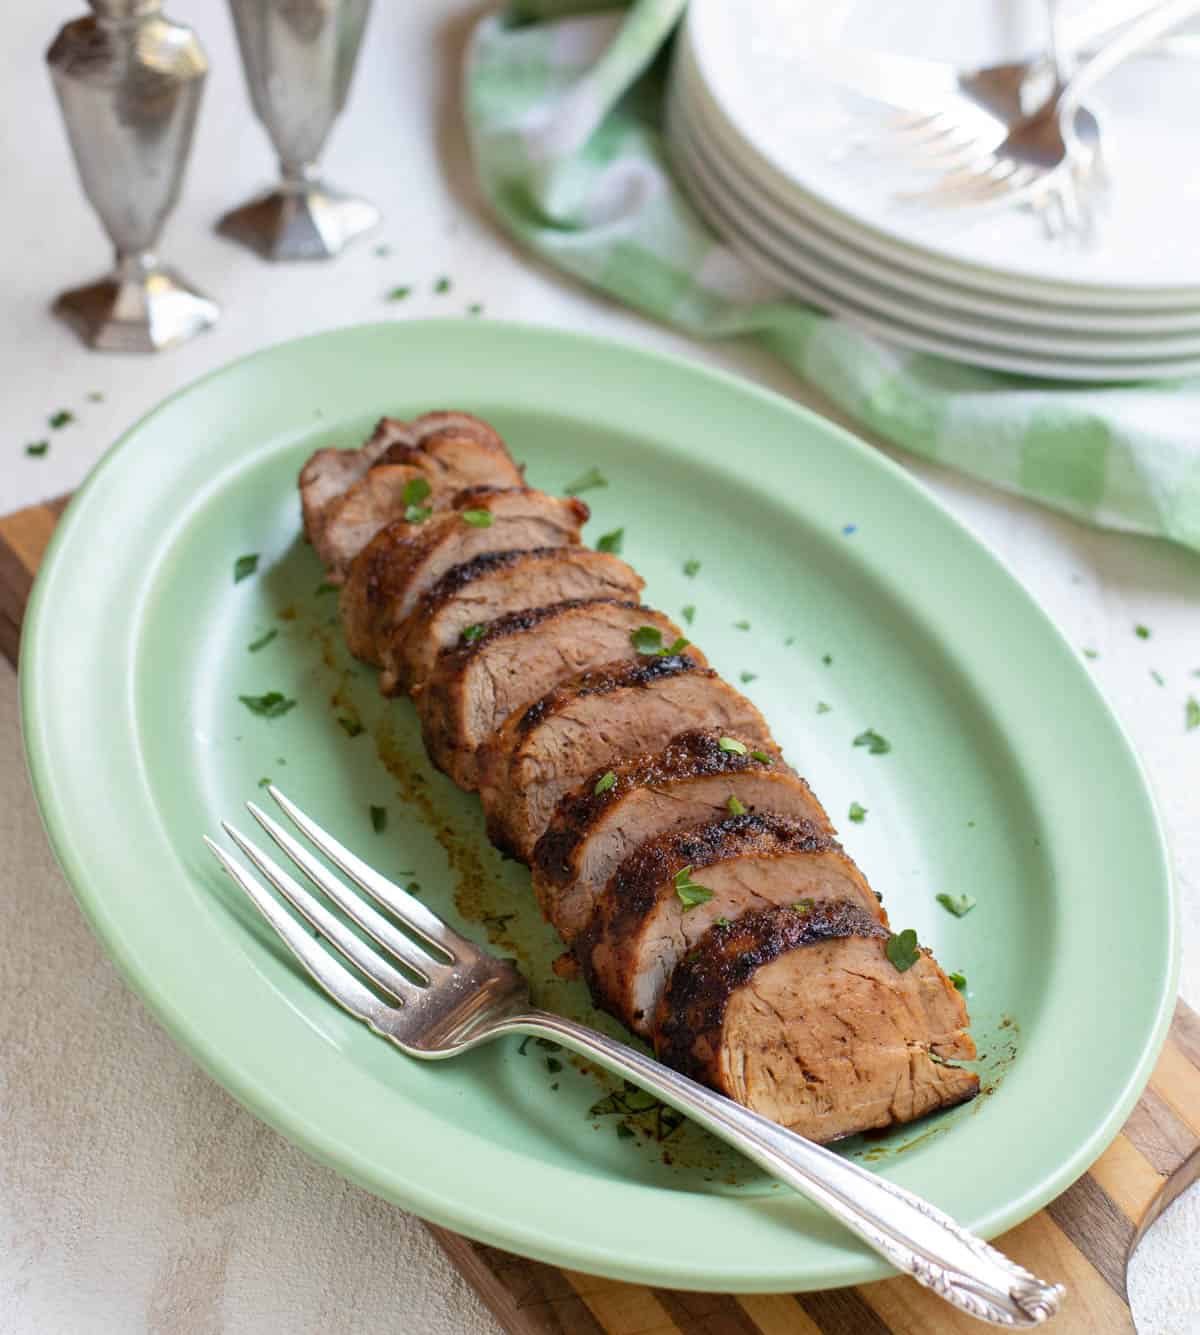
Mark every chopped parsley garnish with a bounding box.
[467,303,484,317]
[373,244,393,257]
[434,276,452,294]
[949,971,967,992]
[714,917,731,927]
[750,750,773,764]
[727,794,746,816]
[593,770,616,796]
[386,285,411,301]
[733,619,750,631]
[674,865,713,910]
[886,928,920,972]
[233,553,259,583]
[258,776,271,788]
[536,1038,561,1051]
[25,440,48,457]
[369,804,387,833]
[1135,624,1150,639]
[740,671,757,683]
[315,582,338,596]
[239,691,296,718]
[937,892,976,918]
[1187,696,1200,731]
[616,1122,635,1139]
[87,390,104,402]
[848,801,867,823]
[248,628,278,653]
[460,508,493,527]
[403,476,432,523]
[630,625,690,656]
[853,728,891,755]
[822,653,833,666]
[1151,669,1165,686]
[564,466,607,496]
[461,623,486,644]
[49,410,74,429]
[718,736,747,754]
[784,636,795,646]
[596,527,624,554]
[1083,648,1099,660]
[545,1057,562,1074]
[337,716,363,738]
[681,604,695,625]
[791,898,814,914]
[682,559,701,577]
[816,701,831,713]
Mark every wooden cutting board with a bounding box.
[5,495,1198,1334]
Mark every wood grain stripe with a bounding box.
[0,499,66,668]
[652,1288,764,1334]
[796,1287,894,1335]
[1045,1173,1135,1300]
[429,1230,608,1335]
[1149,1041,1200,1137]
[565,1270,682,1335]
[734,1293,823,1335]
[1087,1132,1171,1222]
[1169,997,1200,1069]
[1122,1085,1200,1177]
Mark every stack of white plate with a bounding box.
[667,0,1200,381]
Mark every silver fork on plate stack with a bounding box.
[207,785,1065,1328]
[896,0,1200,234]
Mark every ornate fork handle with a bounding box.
[492,1011,1064,1327]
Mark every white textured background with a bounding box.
[2,2,1198,1332]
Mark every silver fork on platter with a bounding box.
[206,785,1064,1327]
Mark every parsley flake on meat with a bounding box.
[674,866,713,910]
[886,929,920,972]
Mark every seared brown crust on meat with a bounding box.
[654,903,978,1141]
[338,488,589,667]
[384,546,644,693]
[483,664,777,868]
[656,903,889,1072]
[533,730,809,892]
[513,652,698,738]
[418,601,696,790]
[578,813,859,1030]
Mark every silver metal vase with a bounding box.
[218,0,379,261]
[47,0,218,353]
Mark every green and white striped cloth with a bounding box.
[465,0,1200,553]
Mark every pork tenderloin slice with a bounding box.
[339,488,588,672]
[580,813,885,1037]
[384,546,644,694]
[654,903,979,1144]
[531,730,830,935]
[480,656,779,865]
[311,463,431,579]
[419,602,697,792]
[300,411,509,544]
[379,426,523,492]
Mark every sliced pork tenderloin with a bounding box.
[418,602,696,791]
[383,546,644,694]
[339,488,588,673]
[487,671,780,871]
[654,903,979,1144]
[300,411,511,545]
[531,730,828,935]
[579,813,885,1037]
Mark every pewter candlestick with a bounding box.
[218,0,379,261]
[47,0,218,353]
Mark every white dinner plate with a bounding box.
[684,2,1200,307]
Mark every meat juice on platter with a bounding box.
[297,412,979,1147]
